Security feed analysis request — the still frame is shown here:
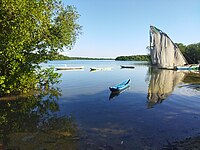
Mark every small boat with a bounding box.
[90,67,103,71]
[55,66,84,70]
[176,64,200,70]
[109,79,130,92]
[90,67,112,71]
[120,65,135,69]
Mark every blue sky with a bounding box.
[62,0,200,58]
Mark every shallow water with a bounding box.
[1,60,200,149]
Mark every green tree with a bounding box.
[115,55,151,61]
[185,43,200,64]
[176,43,187,54]
[176,43,200,64]
[0,0,81,95]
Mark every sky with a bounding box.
[62,0,200,58]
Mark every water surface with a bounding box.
[1,60,200,149]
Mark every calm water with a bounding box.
[1,60,200,149]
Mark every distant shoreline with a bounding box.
[115,55,150,61]
[70,57,114,60]
[53,54,150,61]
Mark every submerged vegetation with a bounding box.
[0,0,81,96]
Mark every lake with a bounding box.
[1,60,200,150]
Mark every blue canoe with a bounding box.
[109,79,130,92]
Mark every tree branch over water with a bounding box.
[0,0,82,96]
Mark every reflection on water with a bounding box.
[1,60,200,149]
[147,68,186,108]
[109,86,130,100]
[183,84,200,91]
[183,72,200,91]
[0,87,77,149]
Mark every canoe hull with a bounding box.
[90,67,112,71]
[56,66,84,70]
[121,65,135,69]
[109,79,130,92]
[176,65,200,70]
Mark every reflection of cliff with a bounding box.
[147,69,186,108]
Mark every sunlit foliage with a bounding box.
[176,43,200,64]
[0,0,81,95]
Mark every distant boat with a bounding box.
[149,26,200,70]
[90,67,112,71]
[109,79,130,92]
[120,65,135,69]
[55,66,84,70]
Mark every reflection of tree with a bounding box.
[0,87,78,149]
[147,68,186,108]
[182,72,200,90]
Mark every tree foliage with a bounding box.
[0,0,81,95]
[176,43,200,64]
[115,55,151,61]
[52,54,114,60]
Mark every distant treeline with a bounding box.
[53,54,71,60]
[53,54,114,60]
[115,55,151,61]
[71,57,114,60]
[54,42,200,63]
[115,42,200,63]
[176,43,200,64]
